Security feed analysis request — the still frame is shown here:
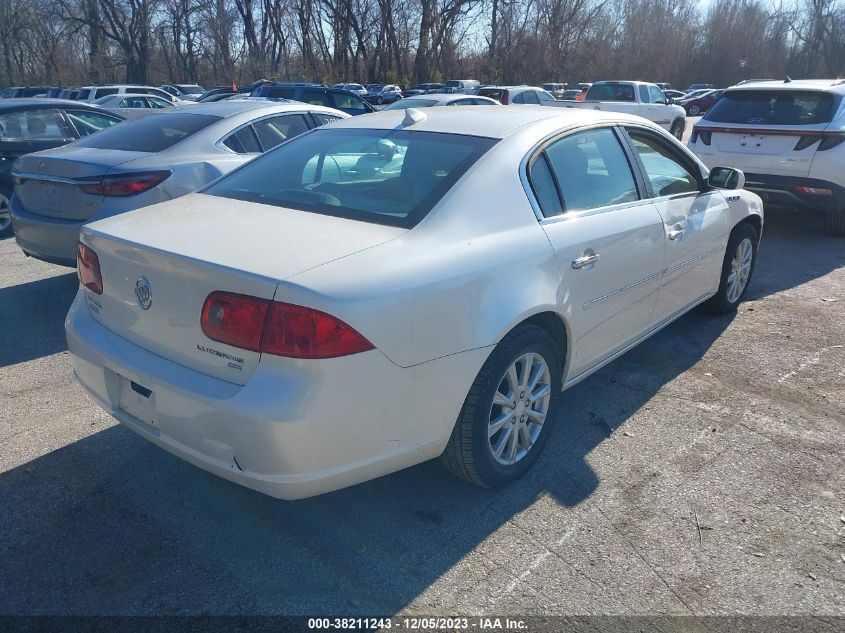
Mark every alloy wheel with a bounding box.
[689,105,700,116]
[0,191,11,234]
[726,237,753,303]
[487,352,552,466]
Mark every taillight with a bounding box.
[501,90,509,105]
[691,128,712,145]
[200,292,374,359]
[818,135,845,151]
[80,171,170,197]
[794,135,820,151]
[77,242,103,295]
[262,302,374,359]
[201,292,270,352]
[794,185,834,196]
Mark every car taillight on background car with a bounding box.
[690,128,712,145]
[80,171,170,197]
[200,292,374,359]
[77,243,103,295]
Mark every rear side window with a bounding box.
[300,89,329,106]
[252,114,310,151]
[207,128,497,228]
[0,109,74,141]
[64,110,121,137]
[76,89,91,100]
[540,128,638,211]
[73,113,221,152]
[586,84,635,102]
[706,90,837,125]
[264,87,296,99]
[223,126,262,153]
[312,112,342,126]
[528,155,563,217]
[478,88,505,102]
[94,88,119,99]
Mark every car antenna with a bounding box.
[784,75,792,83]
[402,108,427,126]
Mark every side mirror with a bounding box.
[709,166,745,190]
[666,97,674,105]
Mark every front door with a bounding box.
[623,126,730,321]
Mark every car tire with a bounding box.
[824,210,845,236]
[701,222,759,315]
[377,96,383,105]
[688,105,701,116]
[0,185,12,238]
[670,118,685,141]
[440,324,562,488]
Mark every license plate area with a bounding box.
[739,134,767,150]
[117,375,157,427]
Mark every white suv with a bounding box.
[688,79,845,234]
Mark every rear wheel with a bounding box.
[702,222,758,314]
[824,210,845,236]
[688,104,701,116]
[670,118,685,141]
[376,96,384,105]
[441,325,562,488]
[0,186,12,238]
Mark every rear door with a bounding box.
[623,126,729,321]
[526,125,666,379]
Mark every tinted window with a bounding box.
[312,113,343,126]
[544,128,638,211]
[331,92,368,111]
[477,88,505,103]
[627,131,699,197]
[207,128,496,228]
[585,84,636,102]
[537,90,555,102]
[73,113,221,152]
[76,89,91,100]
[223,126,262,153]
[93,88,119,99]
[148,96,171,108]
[299,89,329,106]
[121,96,147,108]
[528,155,563,217]
[265,87,296,99]
[521,91,540,104]
[253,114,310,151]
[0,109,74,141]
[512,91,526,104]
[65,110,121,137]
[705,90,837,125]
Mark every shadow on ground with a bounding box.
[0,210,834,614]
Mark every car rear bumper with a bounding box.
[66,291,489,499]
[10,194,81,266]
[742,173,845,215]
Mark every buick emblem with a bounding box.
[135,276,152,310]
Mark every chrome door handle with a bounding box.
[667,227,686,240]
[571,253,600,269]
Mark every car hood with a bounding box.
[84,192,407,282]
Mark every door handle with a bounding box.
[667,226,686,240]
[571,253,600,269]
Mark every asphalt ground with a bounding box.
[0,167,843,617]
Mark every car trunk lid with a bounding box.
[14,147,151,220]
[80,193,405,384]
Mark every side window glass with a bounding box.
[0,109,74,141]
[312,113,341,126]
[528,154,563,217]
[253,114,310,151]
[65,110,120,137]
[301,89,330,107]
[522,91,540,104]
[223,126,262,153]
[95,88,119,99]
[537,90,555,102]
[627,131,700,196]
[649,86,665,104]
[544,128,638,211]
[638,85,649,102]
[512,92,526,104]
[331,92,367,111]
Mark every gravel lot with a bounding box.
[1,204,843,616]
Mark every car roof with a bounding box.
[726,79,845,94]
[329,105,647,139]
[172,100,340,117]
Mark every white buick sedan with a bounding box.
[66,107,763,499]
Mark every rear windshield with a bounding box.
[705,90,838,125]
[72,112,221,152]
[206,128,497,228]
[584,84,635,102]
[383,98,438,110]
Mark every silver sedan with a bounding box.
[11,101,348,265]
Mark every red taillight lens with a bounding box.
[691,128,712,145]
[80,171,170,197]
[501,90,509,105]
[262,302,374,359]
[200,292,374,359]
[200,292,270,352]
[77,242,103,295]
